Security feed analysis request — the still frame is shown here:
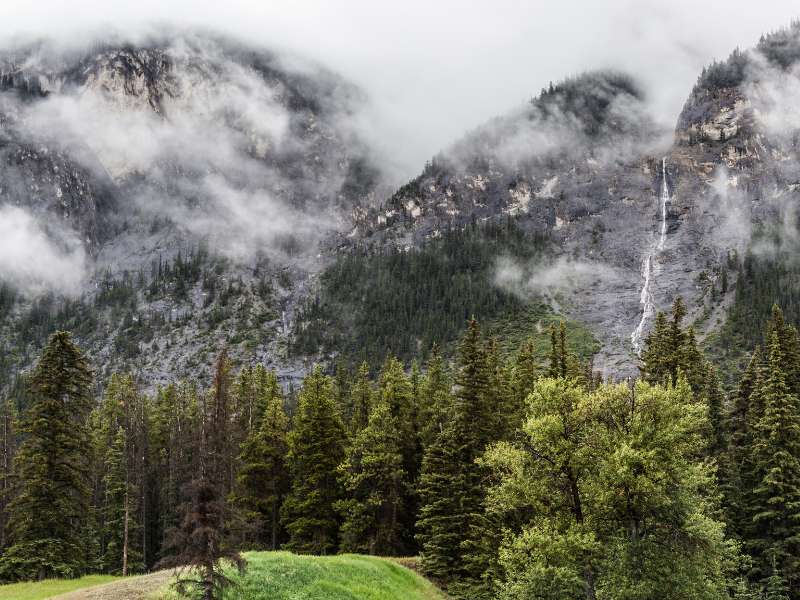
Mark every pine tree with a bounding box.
[0,332,93,581]
[510,338,538,431]
[704,363,725,456]
[337,392,408,555]
[418,346,452,450]
[750,331,800,587]
[722,348,764,540]
[281,366,346,554]
[416,319,498,595]
[641,298,707,394]
[101,427,143,575]
[333,360,352,427]
[158,351,245,600]
[349,362,373,435]
[766,304,800,395]
[640,311,670,383]
[91,374,145,576]
[231,386,290,550]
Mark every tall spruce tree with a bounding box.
[349,362,373,435]
[640,298,706,393]
[0,396,16,551]
[750,331,800,588]
[337,392,408,555]
[231,384,290,550]
[281,366,346,554]
[416,319,499,596]
[418,346,452,450]
[158,352,245,600]
[0,332,93,581]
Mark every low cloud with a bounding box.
[494,255,623,309]
[1,31,368,267]
[0,205,86,295]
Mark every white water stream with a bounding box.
[631,157,669,354]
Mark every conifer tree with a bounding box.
[281,366,346,554]
[333,360,352,427]
[337,392,407,555]
[510,338,538,430]
[158,352,245,600]
[418,346,452,450]
[641,298,706,394]
[703,363,725,456]
[766,304,800,395]
[101,427,143,575]
[640,311,670,382]
[91,373,145,576]
[231,386,290,550]
[377,356,420,550]
[349,362,373,435]
[750,331,800,587]
[416,319,498,595]
[0,332,93,581]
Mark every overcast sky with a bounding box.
[0,0,798,181]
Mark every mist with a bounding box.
[1,1,797,182]
[0,205,86,296]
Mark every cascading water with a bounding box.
[631,157,670,354]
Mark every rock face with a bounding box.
[0,29,383,388]
[2,23,800,385]
[342,23,800,374]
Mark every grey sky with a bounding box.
[0,0,797,181]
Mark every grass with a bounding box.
[155,551,446,600]
[0,574,120,600]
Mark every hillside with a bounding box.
[0,553,445,600]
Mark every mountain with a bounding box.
[3,22,800,389]
[0,28,384,390]
[306,21,800,377]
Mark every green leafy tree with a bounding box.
[482,377,737,600]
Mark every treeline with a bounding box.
[1,300,800,598]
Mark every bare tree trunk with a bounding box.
[271,502,278,551]
[122,487,130,577]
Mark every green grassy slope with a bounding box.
[157,552,445,600]
[0,575,120,600]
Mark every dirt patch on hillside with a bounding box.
[50,570,174,600]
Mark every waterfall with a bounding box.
[631,157,670,354]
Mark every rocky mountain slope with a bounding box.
[0,28,383,389]
[3,23,800,388]
[336,23,800,375]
